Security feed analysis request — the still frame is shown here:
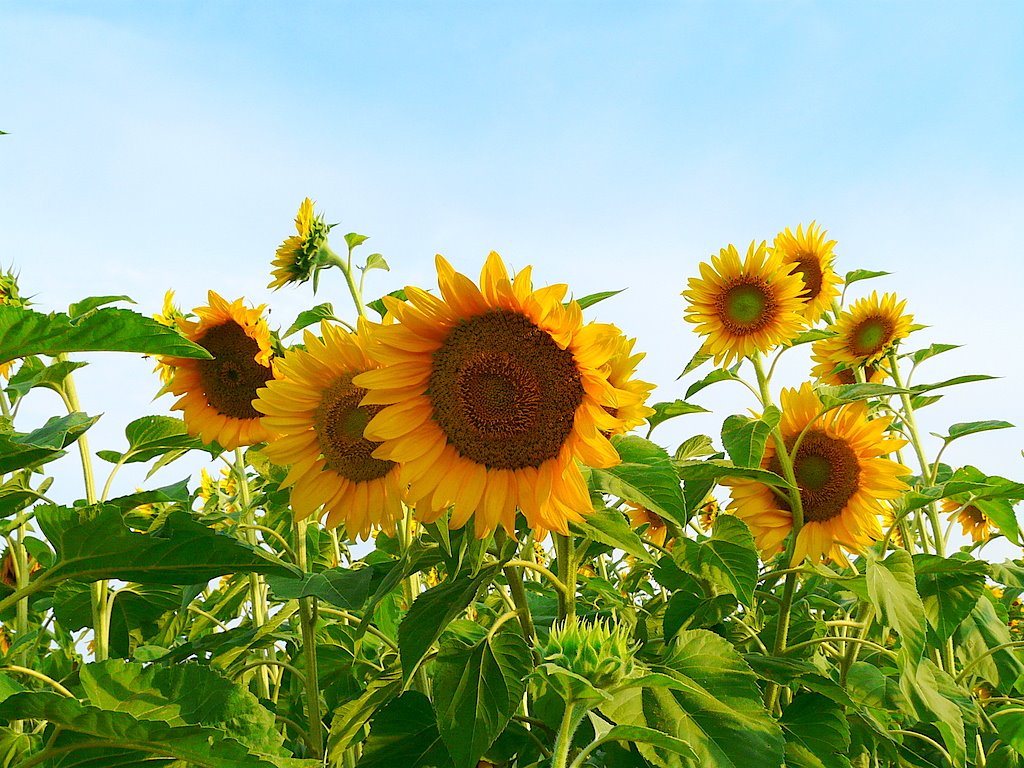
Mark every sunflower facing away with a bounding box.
[152,290,188,385]
[269,197,332,290]
[603,334,656,436]
[254,322,405,539]
[810,342,889,386]
[354,252,634,537]
[813,291,913,369]
[726,382,910,564]
[161,291,275,450]
[683,241,808,367]
[941,498,992,543]
[771,222,843,324]
[625,502,669,548]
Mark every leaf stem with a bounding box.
[295,518,324,758]
[0,665,75,697]
[554,533,577,621]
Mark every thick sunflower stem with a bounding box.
[234,449,272,701]
[295,518,324,758]
[551,700,586,768]
[398,507,430,694]
[554,534,577,622]
[887,352,945,558]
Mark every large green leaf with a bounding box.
[36,504,300,586]
[675,515,757,606]
[913,554,987,641]
[899,659,967,768]
[646,400,709,434]
[602,629,784,768]
[268,566,376,610]
[781,693,852,768]
[994,707,1024,758]
[3,356,87,403]
[0,412,100,474]
[590,435,687,527]
[398,565,501,683]
[284,302,338,338]
[0,692,316,768]
[327,672,402,761]
[956,595,1024,691]
[432,625,532,768]
[936,420,1015,443]
[0,305,209,363]
[97,416,217,465]
[571,506,655,563]
[720,407,779,469]
[358,691,453,768]
[866,549,926,664]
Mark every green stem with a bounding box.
[1,665,76,697]
[551,700,586,768]
[506,559,568,595]
[326,248,366,319]
[233,449,271,700]
[295,518,324,758]
[503,565,538,646]
[554,534,577,621]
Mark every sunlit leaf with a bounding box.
[844,269,891,287]
[685,367,742,399]
[590,435,687,527]
[571,506,655,563]
[68,295,135,319]
[721,406,779,469]
[866,549,926,664]
[98,415,217,465]
[913,554,987,642]
[0,412,100,474]
[646,399,710,434]
[283,302,337,338]
[933,420,1014,443]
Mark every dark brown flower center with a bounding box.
[315,375,394,482]
[428,309,584,469]
[790,254,823,302]
[768,430,860,523]
[848,315,894,358]
[961,505,987,526]
[717,280,777,334]
[196,322,275,420]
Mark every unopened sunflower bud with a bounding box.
[543,617,635,691]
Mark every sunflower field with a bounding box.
[1,203,1023,768]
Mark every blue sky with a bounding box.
[2,2,1023,549]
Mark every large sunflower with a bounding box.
[812,292,913,368]
[941,498,992,543]
[603,334,656,436]
[726,382,910,564]
[354,252,630,537]
[771,222,842,324]
[254,322,404,539]
[683,241,808,367]
[268,197,331,290]
[161,291,275,449]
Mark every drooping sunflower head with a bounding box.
[625,502,669,548]
[602,334,656,436]
[725,382,911,565]
[814,291,913,368]
[810,337,889,386]
[268,197,333,290]
[941,498,992,543]
[354,251,629,538]
[683,241,809,367]
[771,222,842,324]
[160,291,276,450]
[254,321,405,540]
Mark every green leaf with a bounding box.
[327,672,402,761]
[866,549,926,664]
[844,268,891,287]
[685,367,741,399]
[358,691,454,768]
[912,374,998,393]
[590,435,687,527]
[674,459,792,490]
[935,420,1014,443]
[573,288,624,309]
[664,592,736,638]
[911,344,961,365]
[0,692,317,768]
[398,565,501,683]
[721,406,780,468]
[267,566,375,610]
[674,434,717,461]
[68,295,135,318]
[571,506,656,563]
[679,348,712,378]
[363,253,390,272]
[432,625,532,768]
[899,660,967,768]
[817,383,909,409]
[601,725,698,763]
[4,356,88,403]
[0,412,100,474]
[283,302,337,338]
[345,232,369,249]
[994,706,1024,758]
[99,415,216,464]
[646,400,710,434]
[602,629,784,768]
[956,595,1024,690]
[36,505,300,585]
[677,515,758,606]
[913,554,988,641]
[104,479,192,513]
[367,289,408,318]
[781,693,852,768]
[0,305,209,364]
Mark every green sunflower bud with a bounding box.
[543,617,635,691]
[0,269,26,308]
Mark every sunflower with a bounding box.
[354,252,630,537]
[879,504,905,549]
[812,292,913,369]
[698,496,720,532]
[625,502,669,548]
[161,291,275,449]
[269,197,332,290]
[809,340,889,386]
[771,222,842,324]
[603,334,656,435]
[254,321,405,539]
[725,382,910,565]
[152,290,187,385]
[683,241,808,367]
[941,498,991,543]
[0,268,26,379]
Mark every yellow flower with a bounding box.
[603,335,656,436]
[879,504,905,549]
[698,496,720,532]
[269,198,332,290]
[254,321,405,540]
[810,342,889,386]
[942,498,992,543]
[813,292,913,368]
[152,290,187,385]
[625,502,669,548]
[682,241,808,367]
[771,222,842,324]
[160,291,276,450]
[354,252,628,538]
[725,383,910,565]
